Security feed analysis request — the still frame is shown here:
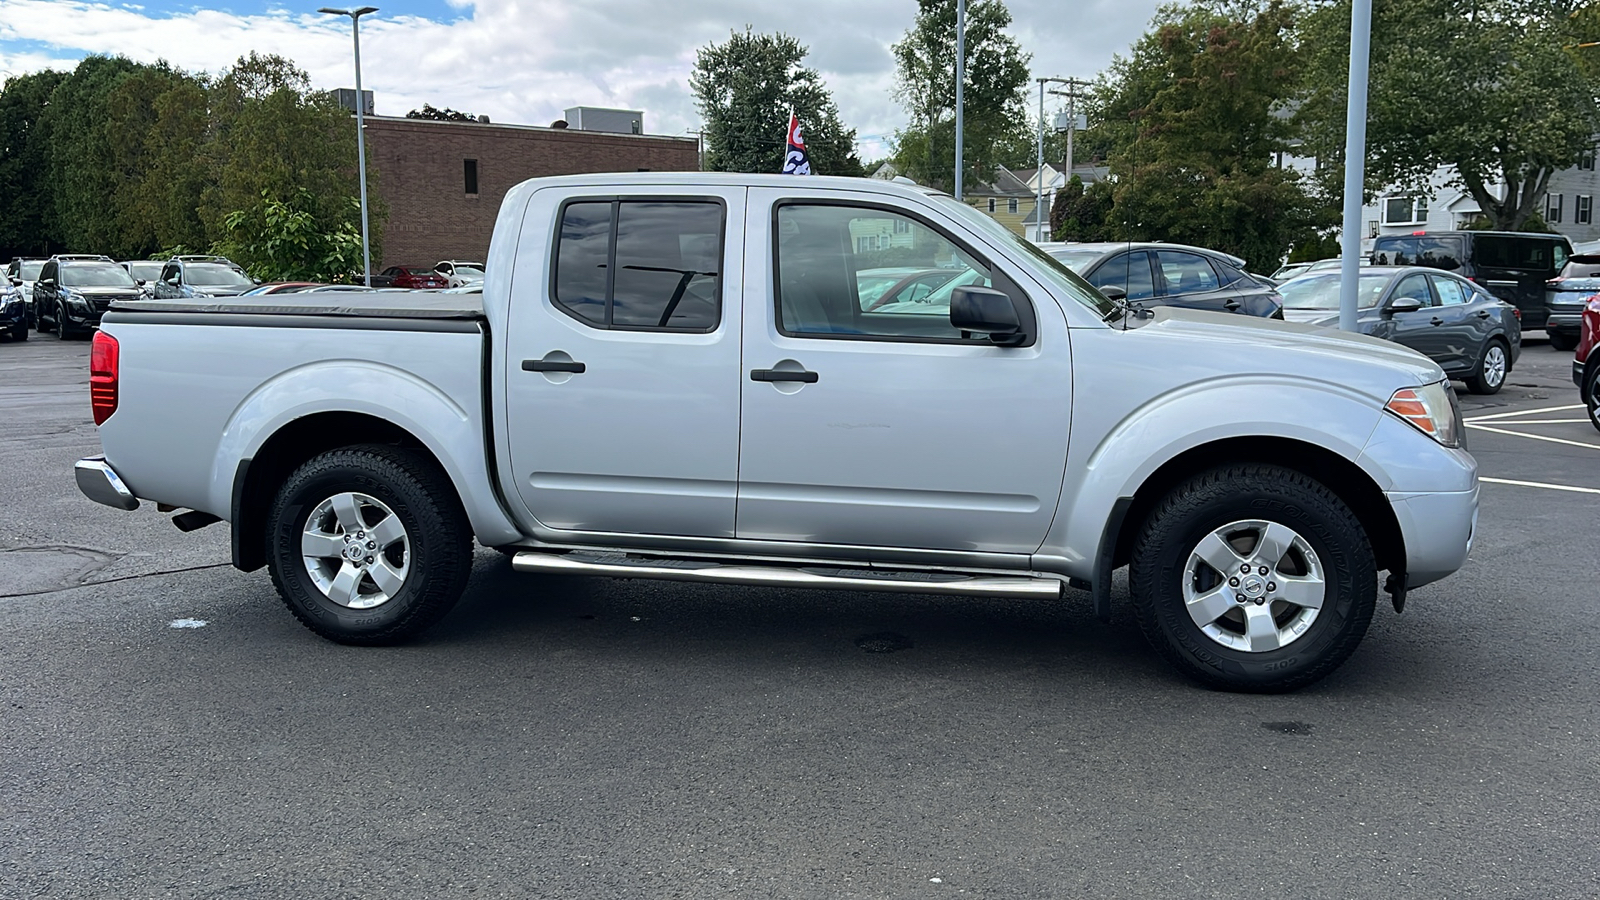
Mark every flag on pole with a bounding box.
[781,111,812,175]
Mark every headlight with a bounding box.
[1385,381,1462,449]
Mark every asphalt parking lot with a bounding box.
[2,330,1597,899]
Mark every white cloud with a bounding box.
[0,0,1164,155]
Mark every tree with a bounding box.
[888,0,1031,191]
[0,70,66,259]
[407,103,478,121]
[690,28,862,176]
[1090,1,1325,268]
[215,189,364,281]
[1049,176,1115,242]
[40,56,144,255]
[1297,0,1600,231]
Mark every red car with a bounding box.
[1575,293,1600,432]
[377,266,448,289]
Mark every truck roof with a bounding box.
[516,172,944,198]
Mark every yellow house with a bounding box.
[965,166,1042,238]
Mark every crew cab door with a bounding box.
[735,190,1071,554]
[502,186,745,538]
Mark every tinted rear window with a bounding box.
[1557,255,1600,279]
[1370,236,1463,270]
[1471,236,1563,273]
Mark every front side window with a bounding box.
[1156,250,1221,296]
[1089,251,1157,301]
[1391,273,1435,307]
[160,263,180,283]
[552,198,722,331]
[774,203,1005,342]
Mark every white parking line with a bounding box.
[1481,419,1590,425]
[1464,404,1584,422]
[1467,423,1600,450]
[1481,477,1600,495]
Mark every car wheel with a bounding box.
[1586,365,1600,434]
[12,323,27,342]
[1548,333,1579,352]
[1128,464,1377,693]
[266,444,472,645]
[53,302,69,339]
[1465,340,1507,395]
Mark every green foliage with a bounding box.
[690,28,863,176]
[1049,176,1116,242]
[0,70,66,258]
[1090,1,1327,268]
[1296,0,1600,231]
[1461,211,1555,233]
[889,0,1032,191]
[1285,233,1341,263]
[406,103,478,121]
[216,189,364,281]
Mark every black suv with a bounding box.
[32,255,142,338]
[1370,230,1573,330]
[149,255,256,299]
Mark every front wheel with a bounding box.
[1464,340,1508,394]
[266,445,472,645]
[1129,464,1376,693]
[1586,364,1600,434]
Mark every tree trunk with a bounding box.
[1461,166,1554,231]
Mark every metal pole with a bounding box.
[352,16,372,287]
[1065,85,1075,192]
[1037,79,1045,240]
[1338,0,1372,333]
[954,0,965,199]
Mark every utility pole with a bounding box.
[319,5,379,287]
[1034,77,1087,242]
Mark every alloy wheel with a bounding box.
[300,491,410,609]
[1182,519,1327,653]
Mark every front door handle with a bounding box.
[1430,317,1445,326]
[522,359,586,373]
[750,368,818,384]
[1224,299,1242,311]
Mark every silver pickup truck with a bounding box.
[75,173,1477,692]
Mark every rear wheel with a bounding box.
[1549,332,1579,352]
[1464,339,1507,394]
[267,445,472,645]
[1586,364,1600,434]
[1129,464,1377,693]
[11,323,27,341]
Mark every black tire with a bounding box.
[12,323,27,342]
[1464,339,1508,395]
[54,302,72,339]
[1128,464,1377,693]
[266,444,472,645]
[1549,332,1579,353]
[1586,364,1600,434]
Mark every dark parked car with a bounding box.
[5,257,48,327]
[374,266,449,289]
[1,282,27,340]
[1039,242,1283,318]
[240,282,324,295]
[32,256,142,338]
[149,255,256,299]
[1370,230,1572,330]
[1279,266,1521,394]
[1544,253,1600,352]
[1575,293,1600,432]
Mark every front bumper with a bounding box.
[75,456,139,510]
[1388,484,1478,589]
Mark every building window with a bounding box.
[1382,196,1427,225]
[1581,148,1596,171]
[463,159,479,195]
[1007,198,1019,214]
[856,235,880,253]
[987,198,996,213]
[1367,220,1380,238]
[1578,195,1593,226]
[892,219,911,234]
[1547,193,1564,224]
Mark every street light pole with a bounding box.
[954,0,966,199]
[320,5,378,287]
[1337,0,1372,333]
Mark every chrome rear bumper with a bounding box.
[75,456,139,511]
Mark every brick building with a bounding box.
[363,116,700,268]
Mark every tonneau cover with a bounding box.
[109,292,484,319]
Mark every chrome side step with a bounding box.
[511,552,1062,600]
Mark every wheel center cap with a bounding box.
[343,544,365,562]
[1241,575,1267,597]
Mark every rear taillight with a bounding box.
[90,331,119,425]
[1512,307,1521,320]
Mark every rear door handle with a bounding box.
[522,359,586,373]
[1475,310,1491,319]
[751,368,818,383]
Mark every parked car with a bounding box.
[1271,259,1341,282]
[1278,266,1521,394]
[376,266,449,290]
[854,267,958,309]
[1370,230,1572,330]
[76,173,1479,693]
[5,257,49,328]
[1543,254,1600,352]
[1575,293,1600,432]
[119,260,165,289]
[149,256,257,299]
[1038,242,1283,318]
[861,268,967,311]
[32,255,142,338]
[434,260,485,288]
[240,282,324,296]
[1,281,27,341]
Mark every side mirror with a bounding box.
[951,285,1027,346]
[1386,296,1424,316]
[1099,285,1128,302]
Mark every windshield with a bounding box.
[21,261,44,280]
[125,262,163,282]
[1044,248,1108,273]
[1277,273,1392,309]
[453,266,485,279]
[62,262,138,288]
[932,195,1117,319]
[187,264,254,286]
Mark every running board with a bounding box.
[511,552,1062,600]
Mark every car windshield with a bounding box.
[1044,248,1109,272]
[62,262,138,288]
[125,262,164,282]
[21,261,44,280]
[1277,273,1392,309]
[931,195,1117,319]
[187,264,254,286]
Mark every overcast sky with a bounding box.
[0,0,1163,160]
